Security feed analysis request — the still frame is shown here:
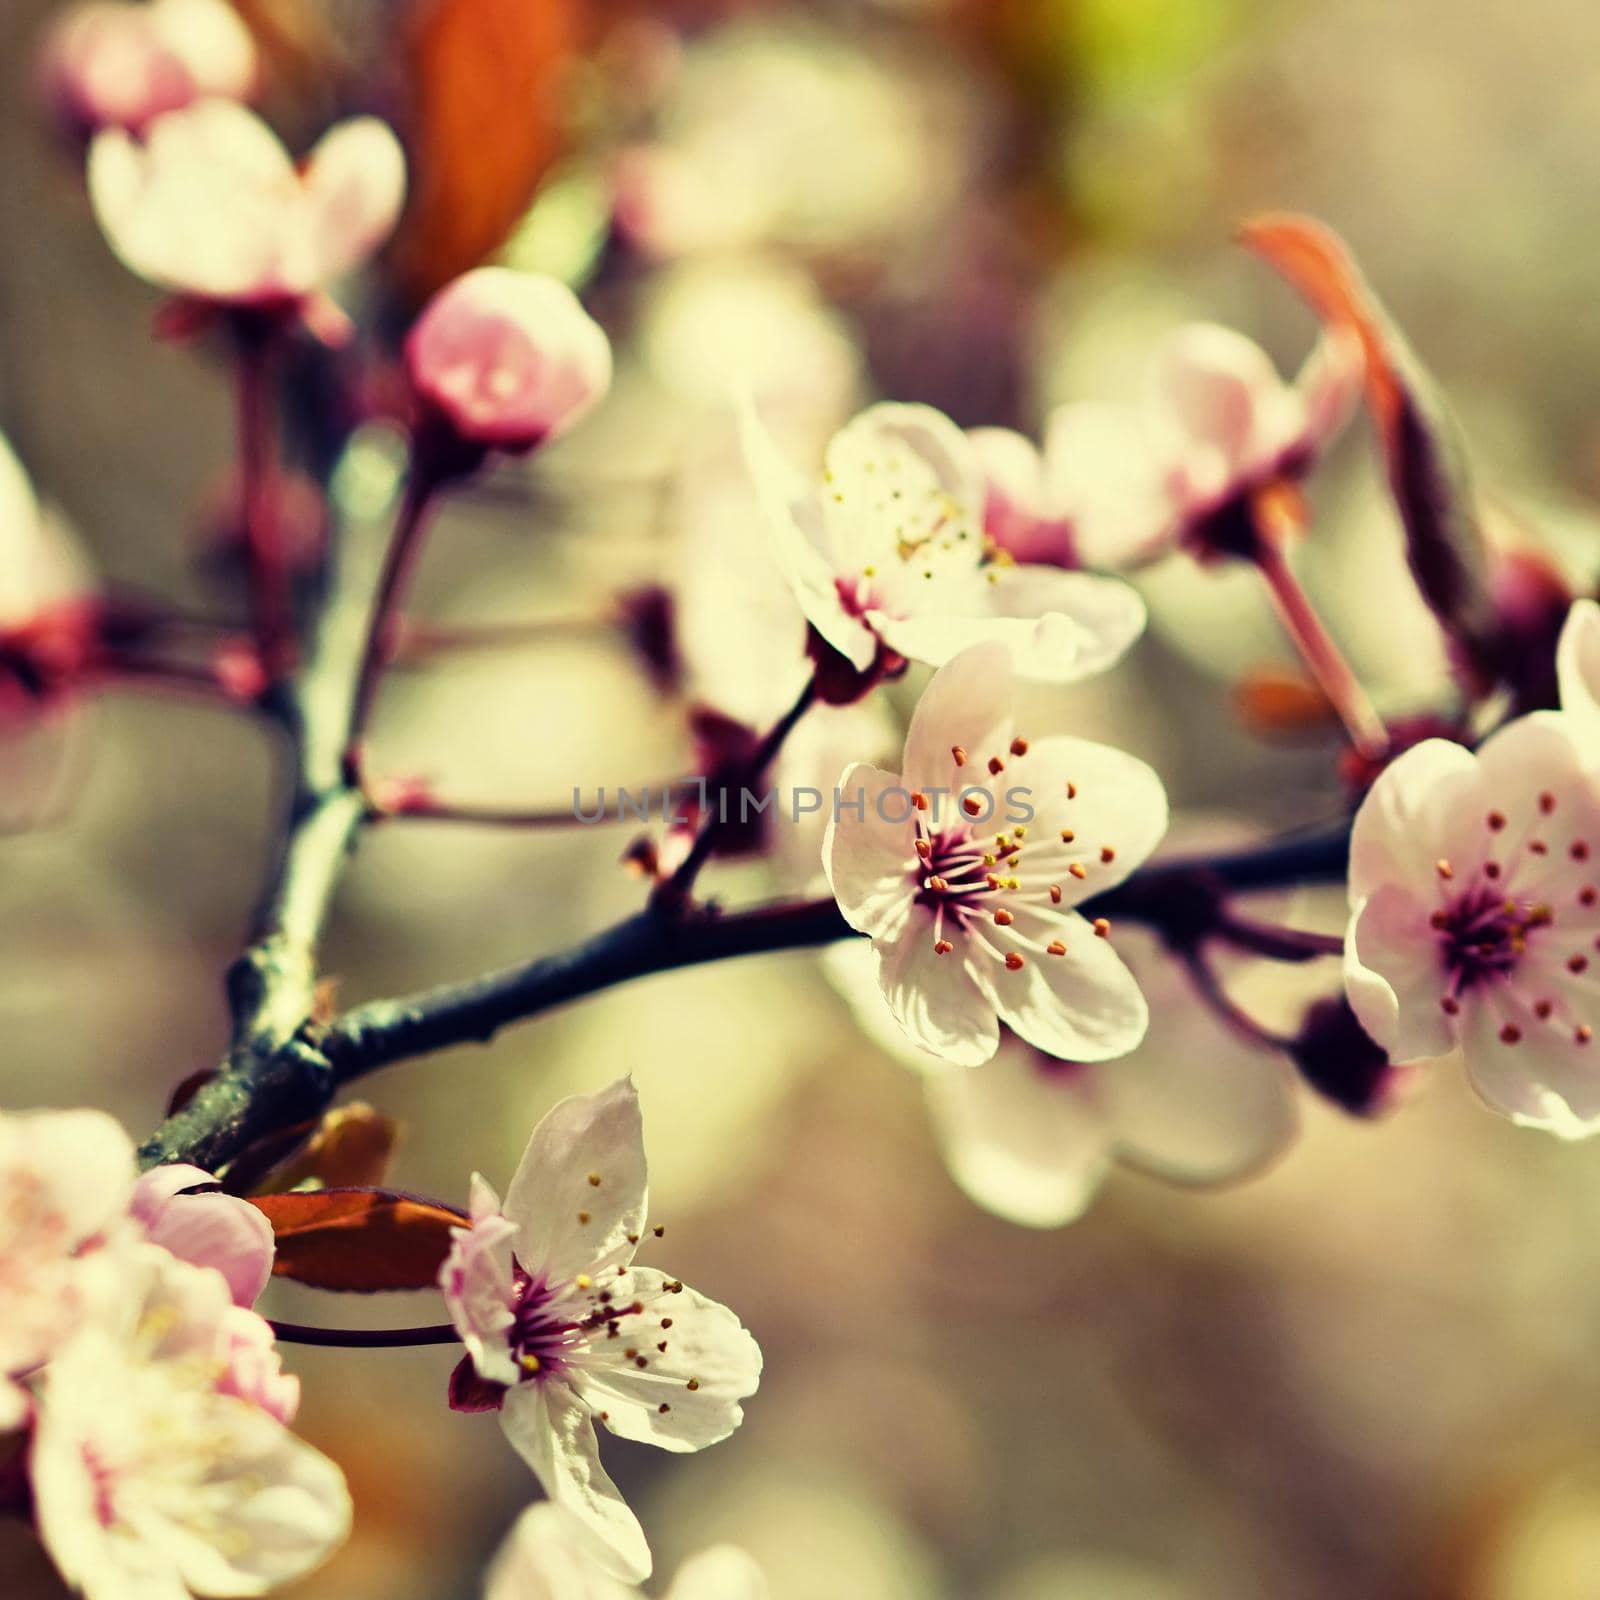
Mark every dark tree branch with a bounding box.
[138,517,1353,1186]
[136,514,379,1173]
[319,822,1351,1084]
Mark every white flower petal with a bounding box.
[1149,322,1300,481]
[1343,883,1452,1063]
[440,1207,520,1387]
[827,401,984,511]
[1458,994,1600,1139]
[1347,737,1480,903]
[484,1503,634,1600]
[823,762,919,939]
[502,1079,648,1290]
[664,1546,769,1600]
[1557,597,1600,751]
[898,640,1015,797]
[1042,400,1174,570]
[822,939,947,1077]
[571,1268,761,1454]
[878,928,998,1066]
[90,100,299,298]
[739,396,874,670]
[499,1381,653,1583]
[967,910,1149,1062]
[2,1107,136,1245]
[1006,735,1169,903]
[301,116,406,284]
[875,599,1138,683]
[1102,1030,1299,1187]
[978,566,1146,681]
[922,1042,1113,1227]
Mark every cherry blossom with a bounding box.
[29,1243,348,1600]
[827,937,1297,1226]
[88,100,405,315]
[825,641,1168,1068]
[406,268,614,455]
[0,1108,135,1430]
[41,0,257,138]
[130,1161,275,1308]
[972,323,1363,572]
[741,398,1147,685]
[484,1503,766,1600]
[439,1078,762,1582]
[1344,713,1600,1135]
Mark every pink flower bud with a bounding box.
[130,1162,275,1308]
[404,267,613,455]
[40,0,258,139]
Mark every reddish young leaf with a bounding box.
[1240,214,1499,686]
[250,1187,467,1292]
[266,1103,401,1192]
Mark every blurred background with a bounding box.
[4,0,1600,1596]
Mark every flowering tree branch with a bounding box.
[134,512,376,1173]
[138,806,1350,1174]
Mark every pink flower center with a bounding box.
[506,1264,676,1383]
[1432,886,1550,994]
[507,1267,580,1381]
[907,737,1110,971]
[1430,797,1599,1048]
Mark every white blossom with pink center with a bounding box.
[741,399,1147,680]
[1344,714,1600,1135]
[88,100,405,310]
[824,642,1169,1068]
[0,1108,135,1431]
[827,934,1298,1227]
[29,1242,347,1600]
[971,323,1363,571]
[484,1503,766,1600]
[405,267,614,453]
[41,0,258,137]
[440,1078,762,1583]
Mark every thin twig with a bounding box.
[654,674,819,907]
[269,1321,462,1349]
[235,328,294,678]
[343,474,439,780]
[320,824,1353,1085]
[1253,537,1388,761]
[390,614,607,664]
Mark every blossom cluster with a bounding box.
[0,1108,345,1600]
[1,1081,764,1599]
[8,6,1600,1599]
